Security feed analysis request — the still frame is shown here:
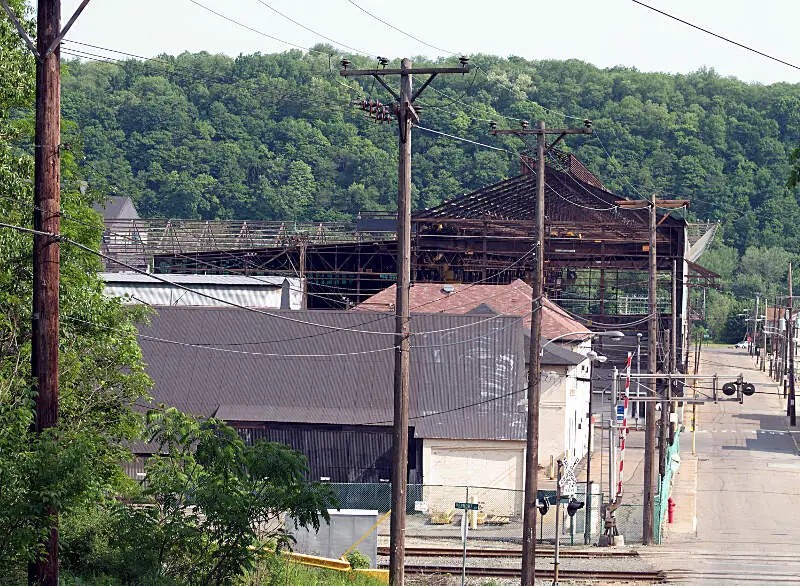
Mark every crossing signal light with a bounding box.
[536,497,550,516]
[742,383,756,396]
[722,382,737,396]
[566,498,584,518]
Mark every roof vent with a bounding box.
[441,284,455,294]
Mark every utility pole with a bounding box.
[789,264,796,427]
[614,195,687,545]
[0,1,92,583]
[341,57,468,586]
[643,191,658,545]
[31,2,61,583]
[636,332,642,427]
[659,328,670,479]
[490,119,591,585]
[669,260,677,444]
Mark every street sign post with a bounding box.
[455,499,477,586]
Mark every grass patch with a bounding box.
[246,553,386,585]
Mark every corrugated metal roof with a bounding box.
[102,272,291,286]
[101,273,303,309]
[138,307,527,441]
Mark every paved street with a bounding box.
[650,346,800,584]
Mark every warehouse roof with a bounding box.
[354,280,591,341]
[138,307,527,441]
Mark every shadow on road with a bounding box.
[719,432,796,454]
[731,413,789,429]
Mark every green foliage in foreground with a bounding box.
[58,409,337,585]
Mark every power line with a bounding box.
[344,0,456,56]
[251,0,373,57]
[632,0,800,71]
[0,219,399,336]
[186,0,330,55]
[0,212,539,338]
[68,316,398,357]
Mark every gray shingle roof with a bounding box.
[138,307,527,441]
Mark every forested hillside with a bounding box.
[61,49,800,339]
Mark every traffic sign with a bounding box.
[455,502,479,510]
[616,404,625,422]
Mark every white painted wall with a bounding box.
[422,438,525,516]
[538,359,591,473]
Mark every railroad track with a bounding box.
[378,546,638,558]
[396,565,664,582]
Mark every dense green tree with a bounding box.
[92,409,337,584]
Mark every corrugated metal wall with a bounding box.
[235,423,396,483]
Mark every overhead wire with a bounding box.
[0,219,402,336]
[186,0,328,55]
[251,0,373,57]
[344,0,456,56]
[0,195,547,342]
[631,0,800,72]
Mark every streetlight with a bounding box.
[584,350,607,545]
[541,330,625,353]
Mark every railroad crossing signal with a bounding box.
[721,380,756,403]
[566,498,585,518]
[536,497,550,516]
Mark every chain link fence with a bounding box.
[654,427,682,544]
[329,482,650,546]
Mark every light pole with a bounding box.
[584,350,607,545]
[541,330,625,352]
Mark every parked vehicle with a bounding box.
[734,340,748,349]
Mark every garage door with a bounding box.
[427,447,523,516]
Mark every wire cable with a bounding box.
[632,0,800,71]
[0,213,539,338]
[344,0,456,56]
[0,220,400,336]
[252,0,373,56]
[187,0,329,55]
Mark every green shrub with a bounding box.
[345,549,371,569]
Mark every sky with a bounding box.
[57,0,800,85]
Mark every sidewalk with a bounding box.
[661,452,697,541]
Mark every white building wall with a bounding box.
[539,361,591,472]
[421,438,525,516]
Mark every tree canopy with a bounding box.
[61,50,800,256]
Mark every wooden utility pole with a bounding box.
[31,1,61,583]
[341,58,468,586]
[490,120,591,585]
[669,260,677,444]
[789,264,796,427]
[614,195,687,545]
[643,191,657,545]
[0,2,92,583]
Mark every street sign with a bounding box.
[616,404,625,422]
[561,480,577,497]
[414,501,428,513]
[455,502,479,510]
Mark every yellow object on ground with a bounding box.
[429,508,455,524]
[354,569,389,583]
[280,551,351,571]
[340,509,392,559]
